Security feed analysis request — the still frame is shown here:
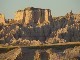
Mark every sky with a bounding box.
[0,0,80,19]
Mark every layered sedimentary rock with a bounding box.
[14,7,52,24]
[0,8,80,60]
[0,13,5,24]
[14,10,24,23]
[0,8,80,43]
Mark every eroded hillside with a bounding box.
[0,7,80,45]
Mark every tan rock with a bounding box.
[0,13,5,24]
[14,10,24,23]
[14,7,52,24]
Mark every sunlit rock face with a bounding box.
[73,14,80,23]
[0,13,5,24]
[14,7,52,24]
[14,10,24,23]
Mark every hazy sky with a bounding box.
[0,0,80,19]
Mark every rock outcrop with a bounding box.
[0,7,80,60]
[0,48,21,60]
[14,7,52,24]
[0,8,80,44]
[0,13,5,24]
[14,10,24,23]
[15,46,80,60]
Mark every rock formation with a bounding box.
[0,13,5,24]
[0,48,21,60]
[14,7,52,24]
[14,46,80,60]
[0,8,80,44]
[14,10,24,23]
[0,7,80,60]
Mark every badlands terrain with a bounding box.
[0,7,80,60]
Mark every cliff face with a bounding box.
[14,7,52,24]
[14,10,24,23]
[0,13,5,24]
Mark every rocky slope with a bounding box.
[15,46,80,60]
[0,47,21,60]
[0,7,80,60]
[0,7,80,45]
